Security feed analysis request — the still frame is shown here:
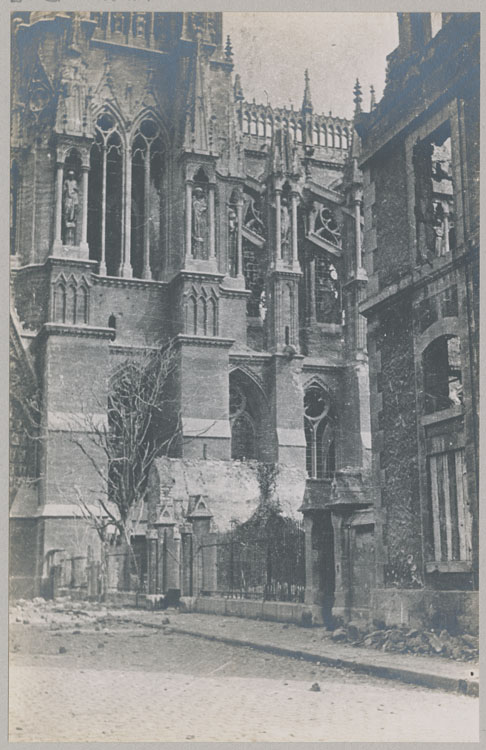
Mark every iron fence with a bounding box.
[209,504,305,602]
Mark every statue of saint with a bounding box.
[192,186,208,258]
[280,197,291,257]
[62,170,79,245]
[228,207,238,276]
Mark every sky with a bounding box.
[223,13,399,120]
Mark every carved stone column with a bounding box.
[275,188,282,262]
[309,257,316,321]
[291,191,299,267]
[80,164,89,251]
[353,187,363,273]
[99,145,107,275]
[236,198,244,277]
[142,148,151,279]
[53,161,64,252]
[208,184,216,260]
[119,146,133,278]
[185,181,193,264]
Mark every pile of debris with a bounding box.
[331,621,478,662]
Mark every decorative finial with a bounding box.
[225,34,233,61]
[353,78,363,114]
[234,73,244,101]
[303,68,313,112]
[370,84,376,111]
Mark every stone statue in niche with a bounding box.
[280,197,291,257]
[112,13,125,34]
[315,260,340,324]
[133,13,146,37]
[228,207,238,276]
[62,170,79,245]
[192,186,208,258]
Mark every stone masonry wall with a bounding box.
[370,296,423,587]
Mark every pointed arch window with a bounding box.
[335,126,342,149]
[266,116,273,138]
[304,385,336,478]
[230,382,257,460]
[250,114,257,135]
[130,117,164,279]
[66,282,77,324]
[320,124,327,147]
[342,127,349,150]
[313,123,320,145]
[257,115,265,137]
[242,112,250,134]
[54,281,67,323]
[296,121,303,143]
[328,125,335,148]
[88,112,124,276]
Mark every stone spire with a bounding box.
[234,73,244,102]
[302,69,313,113]
[183,36,209,152]
[370,84,376,111]
[225,35,233,62]
[353,78,363,115]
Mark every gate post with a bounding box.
[303,514,315,605]
[187,495,213,596]
[146,529,158,595]
[153,517,181,595]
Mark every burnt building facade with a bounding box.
[356,12,479,631]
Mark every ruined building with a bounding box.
[356,12,479,631]
[10,12,478,632]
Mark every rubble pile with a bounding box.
[331,622,478,662]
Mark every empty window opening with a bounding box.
[413,121,455,262]
[423,335,463,413]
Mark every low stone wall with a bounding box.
[371,588,479,635]
[180,596,324,626]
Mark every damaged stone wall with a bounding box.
[149,457,307,531]
[372,297,423,587]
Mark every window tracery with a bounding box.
[130,118,164,277]
[230,382,257,460]
[304,385,336,479]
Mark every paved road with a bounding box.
[9,617,479,742]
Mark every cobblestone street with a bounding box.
[9,605,479,742]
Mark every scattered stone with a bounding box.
[72,630,81,635]
[331,627,347,642]
[97,643,104,649]
[282,624,289,629]
[309,682,321,692]
[461,633,478,648]
[22,620,30,625]
[162,617,170,625]
[59,646,67,654]
[426,632,443,653]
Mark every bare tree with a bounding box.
[72,341,181,590]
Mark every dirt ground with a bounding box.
[8,600,480,743]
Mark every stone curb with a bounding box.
[133,619,479,697]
